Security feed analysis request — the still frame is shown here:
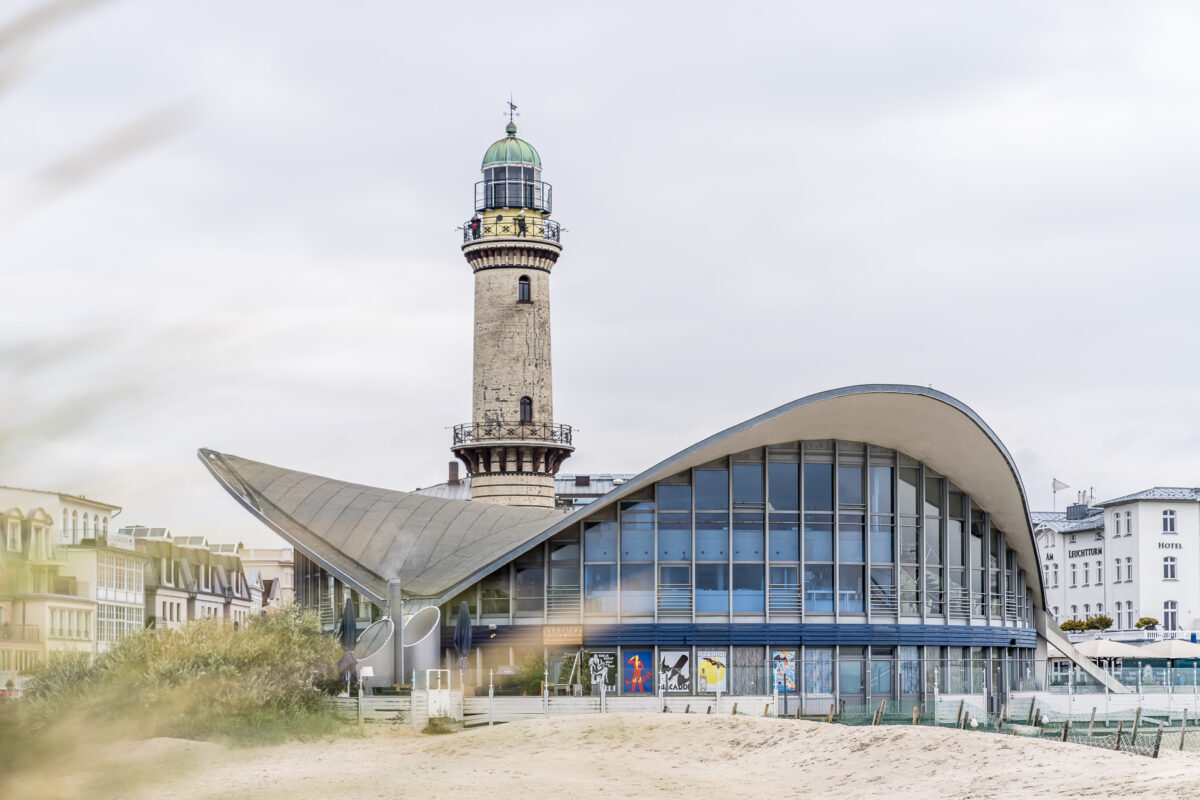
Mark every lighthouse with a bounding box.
[451,108,573,508]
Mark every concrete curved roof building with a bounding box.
[202,384,1112,704]
[202,118,1118,709]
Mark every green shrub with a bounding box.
[1136,617,1159,630]
[20,606,343,744]
[512,654,546,696]
[1085,615,1113,631]
[1059,619,1086,632]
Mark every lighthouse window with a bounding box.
[518,275,531,302]
[520,396,533,423]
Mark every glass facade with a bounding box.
[446,441,1034,628]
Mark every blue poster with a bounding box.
[623,649,654,694]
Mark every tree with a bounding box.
[1085,615,1113,631]
[1136,617,1159,630]
[1060,619,1086,632]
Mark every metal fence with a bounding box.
[830,698,1174,758]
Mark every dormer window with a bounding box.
[518,275,531,303]
[520,396,533,423]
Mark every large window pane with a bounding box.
[804,517,833,561]
[768,462,799,510]
[732,564,764,612]
[695,564,729,613]
[898,468,919,515]
[947,519,964,567]
[733,514,764,561]
[658,484,691,511]
[804,464,833,511]
[839,565,864,612]
[870,519,894,563]
[694,470,728,509]
[924,519,942,565]
[804,564,833,612]
[620,502,654,562]
[838,515,864,562]
[584,521,617,562]
[733,463,763,505]
[769,514,800,561]
[838,466,863,507]
[839,658,863,694]
[583,565,616,613]
[870,466,894,513]
[924,477,943,517]
[695,513,728,561]
[550,539,579,562]
[514,564,543,616]
[621,564,654,614]
[481,569,510,616]
[657,513,691,561]
[899,521,918,564]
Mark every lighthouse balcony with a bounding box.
[463,215,561,244]
[474,175,553,214]
[452,421,573,447]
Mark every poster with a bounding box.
[772,650,797,692]
[659,649,691,692]
[623,649,654,694]
[588,651,617,693]
[696,648,727,693]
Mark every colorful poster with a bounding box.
[659,649,691,692]
[623,649,654,694]
[772,650,797,692]
[804,648,833,694]
[696,648,727,693]
[588,651,617,692]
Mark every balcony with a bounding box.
[452,422,573,447]
[462,215,561,244]
[547,586,581,619]
[473,178,553,214]
[0,624,40,643]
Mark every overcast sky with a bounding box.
[2,1,1198,547]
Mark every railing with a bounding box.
[925,588,945,616]
[948,589,970,618]
[768,583,802,615]
[547,586,581,618]
[0,624,40,643]
[453,421,573,446]
[1066,629,1200,643]
[462,215,561,244]
[870,584,898,615]
[657,584,692,617]
[474,179,553,214]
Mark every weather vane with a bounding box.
[506,95,519,124]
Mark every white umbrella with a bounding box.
[1072,639,1146,660]
[1139,639,1200,660]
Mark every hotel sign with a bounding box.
[543,624,583,646]
[1159,542,1183,550]
[1068,547,1102,558]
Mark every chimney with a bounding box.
[448,461,461,485]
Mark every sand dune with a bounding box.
[22,714,1200,799]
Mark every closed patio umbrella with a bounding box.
[339,596,358,652]
[453,602,472,689]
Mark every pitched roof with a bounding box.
[199,449,564,603]
[1097,487,1200,506]
[1030,510,1105,534]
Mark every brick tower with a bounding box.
[451,112,573,507]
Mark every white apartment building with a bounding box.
[1033,488,1200,634]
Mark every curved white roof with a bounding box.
[200,384,1043,609]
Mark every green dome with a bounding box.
[481,122,542,168]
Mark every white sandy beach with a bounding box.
[22,714,1200,800]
